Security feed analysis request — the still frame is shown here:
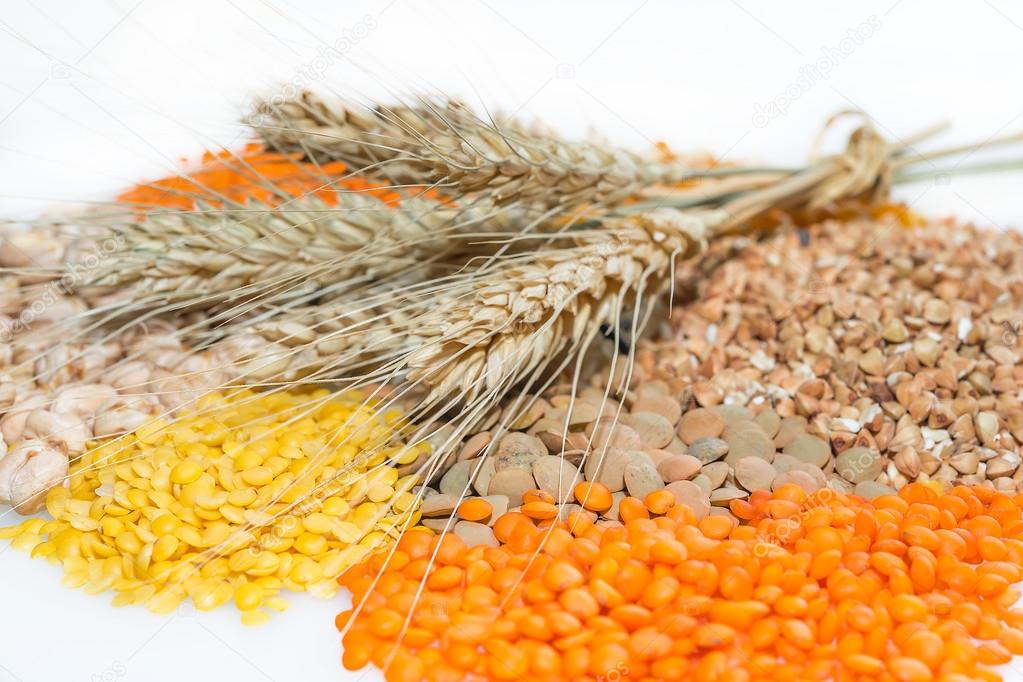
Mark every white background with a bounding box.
[2,1,1023,681]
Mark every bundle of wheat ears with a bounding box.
[2,90,1022,535]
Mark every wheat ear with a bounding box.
[74,195,525,301]
[90,122,890,404]
[388,119,913,408]
[3,194,545,382]
[151,206,705,403]
[203,278,437,385]
[404,208,718,405]
[251,92,698,210]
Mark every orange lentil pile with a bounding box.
[116,143,402,209]
[337,482,1023,682]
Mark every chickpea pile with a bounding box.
[338,482,1023,682]
[1,388,426,624]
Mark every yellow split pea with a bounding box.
[1,388,426,623]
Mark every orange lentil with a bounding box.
[645,489,677,515]
[522,489,556,505]
[774,595,808,618]
[979,535,1009,561]
[485,640,529,679]
[426,565,463,591]
[591,578,626,609]
[588,641,628,677]
[562,646,589,678]
[560,588,600,619]
[435,534,468,565]
[809,548,842,580]
[710,600,769,629]
[573,482,613,512]
[903,525,940,552]
[843,653,885,675]
[628,625,671,659]
[977,641,1013,665]
[649,538,687,564]
[749,618,779,649]
[718,565,753,600]
[367,609,405,639]
[520,501,559,520]
[780,619,816,649]
[693,622,735,648]
[902,629,943,668]
[333,483,1023,682]
[729,498,756,520]
[542,560,585,592]
[456,498,493,523]
[765,498,800,518]
[889,656,933,681]
[846,604,875,631]
[530,642,561,676]
[616,497,647,523]
[889,594,928,623]
[1000,627,1023,655]
[698,515,735,540]
[492,512,530,544]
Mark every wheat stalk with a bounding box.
[25,114,1018,413]
[147,205,705,406]
[404,208,716,405]
[87,117,988,408]
[251,93,467,179]
[14,109,1022,437]
[68,196,525,303]
[356,117,982,412]
[3,193,551,388]
[61,214,655,420]
[251,92,700,210]
[205,278,433,385]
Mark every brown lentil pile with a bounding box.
[421,217,1023,545]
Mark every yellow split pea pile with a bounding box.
[1,388,426,624]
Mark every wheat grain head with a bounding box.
[251,91,696,210]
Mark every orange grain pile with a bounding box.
[337,483,1023,682]
[117,143,402,209]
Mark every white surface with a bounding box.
[2,1,1023,680]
